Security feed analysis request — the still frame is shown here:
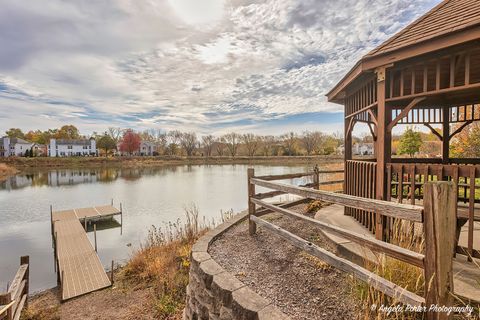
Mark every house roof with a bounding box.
[327,0,480,102]
[1,136,32,144]
[55,139,93,146]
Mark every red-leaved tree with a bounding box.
[119,130,141,155]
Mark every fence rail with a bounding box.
[247,168,456,318]
[0,256,29,320]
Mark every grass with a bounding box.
[352,220,480,319]
[0,163,18,181]
[121,204,233,319]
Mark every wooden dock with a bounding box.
[51,205,121,301]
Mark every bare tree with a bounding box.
[223,132,240,157]
[242,133,260,157]
[180,132,197,157]
[166,130,182,155]
[202,135,215,157]
[282,132,297,156]
[215,137,226,156]
[302,131,323,155]
[107,127,122,144]
[259,135,275,156]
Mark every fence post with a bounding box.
[0,292,13,320]
[423,181,455,320]
[248,168,256,235]
[94,223,97,252]
[313,164,320,190]
[20,255,29,307]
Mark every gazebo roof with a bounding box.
[327,0,480,103]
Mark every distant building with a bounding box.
[32,143,47,157]
[353,142,374,155]
[0,136,33,157]
[116,140,157,156]
[336,144,345,155]
[49,138,97,157]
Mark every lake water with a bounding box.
[0,164,315,293]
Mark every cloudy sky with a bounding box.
[0,0,440,136]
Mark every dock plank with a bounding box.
[52,205,120,301]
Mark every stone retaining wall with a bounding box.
[184,212,290,320]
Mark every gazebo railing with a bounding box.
[387,162,480,261]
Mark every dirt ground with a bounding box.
[22,275,157,320]
[209,203,362,320]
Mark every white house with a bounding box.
[0,136,33,157]
[116,140,157,156]
[49,138,97,157]
[353,142,374,155]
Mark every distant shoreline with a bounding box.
[1,155,344,170]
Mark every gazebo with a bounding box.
[327,0,480,261]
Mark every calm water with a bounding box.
[0,164,313,292]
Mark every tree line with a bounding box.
[4,126,344,157]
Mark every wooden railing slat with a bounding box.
[250,178,423,222]
[251,198,425,267]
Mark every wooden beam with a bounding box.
[449,121,472,140]
[368,122,377,141]
[442,106,450,164]
[250,215,425,306]
[251,198,424,267]
[249,178,423,222]
[247,168,256,235]
[423,123,443,141]
[367,109,378,126]
[388,97,426,131]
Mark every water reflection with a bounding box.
[0,166,200,190]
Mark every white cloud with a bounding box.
[0,0,440,135]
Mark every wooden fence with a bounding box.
[388,162,480,261]
[0,256,29,320]
[248,168,457,319]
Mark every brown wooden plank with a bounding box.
[250,178,423,222]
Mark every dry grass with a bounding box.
[0,163,18,181]
[121,205,233,319]
[353,221,479,319]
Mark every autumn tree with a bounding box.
[180,132,197,156]
[242,133,260,157]
[6,128,25,139]
[398,127,422,157]
[451,122,480,157]
[119,130,141,155]
[202,135,215,157]
[223,133,240,157]
[56,125,80,139]
[97,133,117,157]
[166,130,182,155]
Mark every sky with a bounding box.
[0,0,440,137]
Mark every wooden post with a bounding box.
[50,205,53,236]
[120,203,123,235]
[423,181,455,320]
[375,66,391,241]
[0,292,13,320]
[111,198,114,206]
[110,260,114,284]
[442,106,450,165]
[84,216,87,231]
[94,224,97,252]
[20,256,29,301]
[313,165,320,190]
[247,168,256,235]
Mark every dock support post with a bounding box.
[313,164,320,190]
[110,260,114,284]
[94,224,97,252]
[111,198,114,206]
[424,181,455,320]
[84,216,87,231]
[120,203,123,235]
[248,168,256,235]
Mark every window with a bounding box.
[68,145,73,149]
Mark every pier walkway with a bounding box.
[51,205,121,301]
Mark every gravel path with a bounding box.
[209,204,361,320]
